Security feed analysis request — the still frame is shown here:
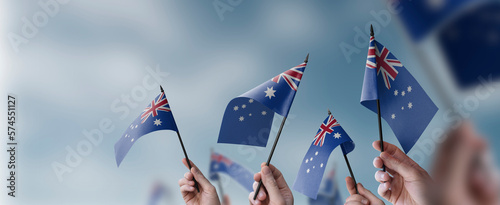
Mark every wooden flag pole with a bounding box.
[371,25,386,172]
[161,86,199,192]
[253,53,309,200]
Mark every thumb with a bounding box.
[261,166,283,202]
[190,165,212,188]
[380,152,422,180]
[182,158,211,188]
[358,183,383,203]
[345,176,357,195]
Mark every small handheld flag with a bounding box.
[114,88,178,166]
[220,54,309,200]
[293,112,354,199]
[360,26,438,153]
[209,151,254,192]
[114,86,199,191]
[218,55,308,146]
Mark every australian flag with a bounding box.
[293,114,354,199]
[114,91,178,167]
[218,57,307,146]
[209,152,254,192]
[361,36,438,153]
[309,170,344,205]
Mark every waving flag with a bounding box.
[293,114,354,199]
[309,170,344,205]
[114,92,178,167]
[218,58,307,146]
[209,152,254,191]
[361,36,438,153]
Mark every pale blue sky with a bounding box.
[2,0,500,204]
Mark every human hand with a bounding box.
[345,176,385,205]
[432,121,500,205]
[249,163,293,205]
[178,158,220,205]
[222,194,231,205]
[372,141,432,205]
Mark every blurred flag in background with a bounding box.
[309,169,344,205]
[396,0,500,89]
[209,152,254,192]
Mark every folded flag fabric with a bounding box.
[293,114,354,199]
[360,35,438,153]
[209,152,254,192]
[114,91,178,167]
[218,61,307,147]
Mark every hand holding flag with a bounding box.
[114,86,199,191]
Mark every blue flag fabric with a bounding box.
[309,170,344,205]
[209,152,254,192]
[218,62,307,147]
[293,114,354,199]
[361,37,438,153]
[114,92,178,167]
[148,183,167,205]
[395,0,476,42]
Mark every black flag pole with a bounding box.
[344,153,358,194]
[211,149,226,204]
[160,86,199,192]
[327,109,358,194]
[253,53,309,200]
[371,25,386,172]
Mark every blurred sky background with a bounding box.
[1,0,500,204]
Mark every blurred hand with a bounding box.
[249,163,293,205]
[345,176,385,205]
[222,194,231,205]
[372,141,432,205]
[432,121,500,205]
[178,158,220,205]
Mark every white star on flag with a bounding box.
[233,106,239,111]
[261,111,267,115]
[394,90,398,96]
[391,114,396,119]
[239,116,244,121]
[407,86,412,92]
[264,87,276,99]
[153,119,162,126]
[402,91,406,96]
[334,132,341,139]
[249,99,254,103]
[408,102,413,109]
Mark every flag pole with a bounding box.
[161,86,199,192]
[253,53,309,200]
[211,149,226,204]
[327,109,358,194]
[216,174,226,204]
[343,154,358,194]
[371,25,386,172]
